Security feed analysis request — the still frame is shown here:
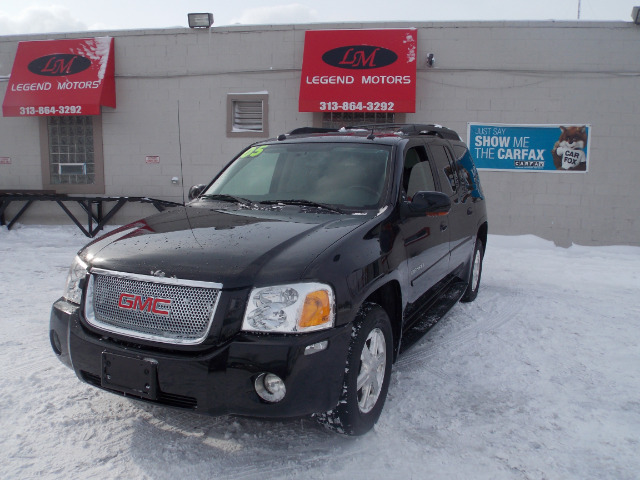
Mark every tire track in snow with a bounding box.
[2,355,58,380]
[128,411,362,480]
[219,443,378,480]
[395,286,527,371]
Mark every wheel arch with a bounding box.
[477,221,488,249]
[362,280,403,362]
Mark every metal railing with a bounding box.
[0,191,182,237]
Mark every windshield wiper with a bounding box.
[261,199,344,214]
[200,194,252,206]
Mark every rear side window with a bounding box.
[429,144,459,195]
[452,144,484,200]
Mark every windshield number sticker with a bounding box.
[240,146,267,158]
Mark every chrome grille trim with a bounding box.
[84,268,222,345]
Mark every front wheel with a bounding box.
[316,303,393,435]
[461,239,484,303]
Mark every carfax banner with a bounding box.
[467,123,591,172]
[299,29,417,113]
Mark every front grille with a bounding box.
[85,268,222,345]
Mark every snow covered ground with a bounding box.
[1,225,639,479]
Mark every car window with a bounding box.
[452,144,484,200]
[215,149,279,196]
[205,143,392,209]
[403,146,437,199]
[429,144,458,195]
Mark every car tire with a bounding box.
[316,302,393,436]
[461,239,484,303]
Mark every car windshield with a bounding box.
[203,142,392,210]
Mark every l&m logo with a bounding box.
[322,45,398,69]
[27,54,92,76]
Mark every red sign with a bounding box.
[2,37,116,117]
[299,29,417,113]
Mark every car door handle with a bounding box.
[440,224,448,232]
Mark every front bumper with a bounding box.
[49,298,351,417]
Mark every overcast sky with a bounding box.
[0,0,638,35]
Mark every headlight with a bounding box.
[242,283,335,333]
[63,256,88,305]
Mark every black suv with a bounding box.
[50,124,487,435]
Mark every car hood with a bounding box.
[80,204,370,288]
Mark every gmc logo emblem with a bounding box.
[118,293,171,316]
[28,54,91,76]
[322,45,397,70]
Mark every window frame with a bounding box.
[226,93,269,138]
[39,115,105,194]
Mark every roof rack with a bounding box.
[349,123,461,140]
[287,127,339,135]
[286,123,460,141]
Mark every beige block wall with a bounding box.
[1,21,639,245]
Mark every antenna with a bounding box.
[577,0,581,19]
[177,100,186,206]
[177,100,201,246]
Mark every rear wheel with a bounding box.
[461,239,484,303]
[316,303,393,435]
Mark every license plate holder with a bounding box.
[101,352,158,400]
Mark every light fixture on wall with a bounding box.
[632,7,640,24]
[188,13,214,28]
[426,53,435,67]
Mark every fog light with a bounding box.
[50,330,62,356]
[255,373,286,403]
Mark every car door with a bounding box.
[426,141,474,272]
[399,142,451,304]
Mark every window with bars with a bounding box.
[48,116,94,185]
[40,115,104,194]
[227,93,269,137]
[321,111,401,129]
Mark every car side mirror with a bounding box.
[188,184,207,201]
[401,191,451,218]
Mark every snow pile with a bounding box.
[1,225,639,479]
